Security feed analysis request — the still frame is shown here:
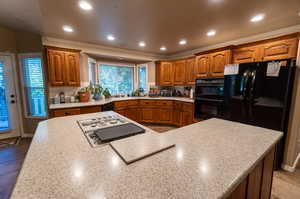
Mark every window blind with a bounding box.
[22,57,47,117]
[138,66,147,91]
[0,60,10,131]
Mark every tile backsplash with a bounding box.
[48,81,89,98]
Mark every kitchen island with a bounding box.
[11,111,282,199]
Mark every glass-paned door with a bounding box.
[0,55,21,139]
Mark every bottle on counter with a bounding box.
[190,88,194,99]
[59,92,65,104]
[54,95,60,104]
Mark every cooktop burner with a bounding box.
[77,114,131,148]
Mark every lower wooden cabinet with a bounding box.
[126,108,140,121]
[141,108,155,123]
[227,147,275,199]
[114,100,195,127]
[172,109,182,126]
[51,100,195,127]
[50,106,102,117]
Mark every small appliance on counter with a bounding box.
[77,114,145,147]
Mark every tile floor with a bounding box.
[0,132,299,199]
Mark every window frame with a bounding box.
[137,64,148,92]
[97,62,135,95]
[88,57,97,84]
[18,53,47,119]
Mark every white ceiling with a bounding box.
[0,0,300,56]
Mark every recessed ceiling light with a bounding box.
[251,14,265,22]
[179,40,187,45]
[107,35,115,41]
[207,30,216,36]
[160,46,167,51]
[139,41,146,47]
[63,25,73,32]
[79,1,92,10]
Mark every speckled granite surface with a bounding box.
[49,96,194,109]
[11,111,282,199]
[110,133,176,164]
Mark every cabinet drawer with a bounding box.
[182,102,194,111]
[114,101,128,109]
[140,100,157,106]
[127,100,139,106]
[52,108,81,117]
[80,106,101,114]
[157,100,173,107]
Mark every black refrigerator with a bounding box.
[223,59,296,169]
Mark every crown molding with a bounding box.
[168,24,300,60]
[42,24,300,62]
[42,36,167,62]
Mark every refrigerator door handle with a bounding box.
[249,70,256,101]
[242,71,250,100]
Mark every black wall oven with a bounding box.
[194,77,225,119]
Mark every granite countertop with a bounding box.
[49,96,194,110]
[11,111,282,199]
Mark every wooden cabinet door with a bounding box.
[209,50,231,77]
[141,108,153,123]
[172,109,182,126]
[116,109,126,117]
[47,49,66,86]
[159,62,173,85]
[159,109,172,124]
[127,108,138,121]
[173,60,186,85]
[185,58,196,85]
[195,55,210,78]
[64,52,80,86]
[261,38,298,61]
[233,46,261,64]
[181,111,193,126]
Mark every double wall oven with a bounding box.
[194,77,225,120]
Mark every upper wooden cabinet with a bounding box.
[156,61,173,86]
[47,49,65,86]
[173,60,186,85]
[185,58,196,85]
[46,46,81,87]
[209,50,231,77]
[195,55,210,78]
[233,46,261,64]
[195,49,232,77]
[155,34,299,83]
[261,38,298,61]
[64,52,80,86]
[232,35,299,64]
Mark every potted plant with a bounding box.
[103,88,111,99]
[78,87,90,102]
[93,84,103,101]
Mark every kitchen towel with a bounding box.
[267,62,281,77]
[224,64,239,75]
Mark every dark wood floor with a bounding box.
[0,138,31,199]
[0,135,299,199]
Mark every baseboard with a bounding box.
[281,153,300,172]
[21,134,34,138]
